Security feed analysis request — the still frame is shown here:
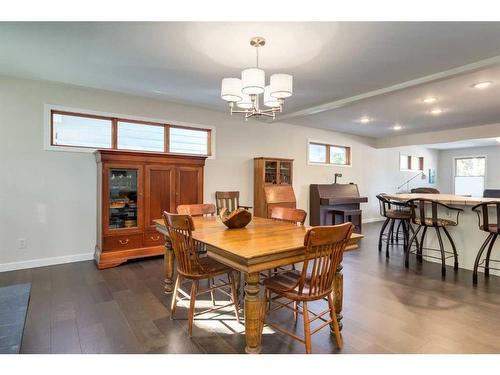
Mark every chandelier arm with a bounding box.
[260,108,279,114]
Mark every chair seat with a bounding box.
[414,217,457,227]
[263,270,328,301]
[385,209,412,220]
[480,224,500,234]
[180,256,231,279]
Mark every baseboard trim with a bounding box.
[0,252,94,273]
[362,217,386,224]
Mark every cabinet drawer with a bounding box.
[103,234,142,251]
[143,231,164,247]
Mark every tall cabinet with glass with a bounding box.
[96,150,206,269]
[254,157,296,218]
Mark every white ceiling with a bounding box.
[2,22,500,138]
[424,138,500,150]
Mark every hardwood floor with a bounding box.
[2,221,500,354]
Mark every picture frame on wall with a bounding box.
[428,168,436,184]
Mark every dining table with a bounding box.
[154,215,363,354]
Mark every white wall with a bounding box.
[437,145,500,194]
[0,75,438,271]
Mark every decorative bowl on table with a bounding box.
[219,207,252,229]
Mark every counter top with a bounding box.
[385,193,500,206]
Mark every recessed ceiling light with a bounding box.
[430,108,443,115]
[393,124,402,130]
[359,116,371,124]
[471,81,493,89]
[422,97,437,104]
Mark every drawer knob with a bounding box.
[119,239,130,245]
[150,235,160,241]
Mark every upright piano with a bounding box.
[309,183,368,233]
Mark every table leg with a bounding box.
[333,263,343,331]
[164,237,174,294]
[244,272,263,354]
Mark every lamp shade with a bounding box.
[264,85,280,108]
[237,93,253,109]
[221,78,242,102]
[241,68,265,95]
[270,74,293,99]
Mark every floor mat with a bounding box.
[0,283,31,354]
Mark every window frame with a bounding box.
[307,140,352,167]
[46,106,214,158]
[453,155,487,196]
[399,153,424,172]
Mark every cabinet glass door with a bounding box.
[279,161,291,184]
[264,161,278,184]
[108,168,138,230]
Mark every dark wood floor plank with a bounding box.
[50,318,82,354]
[94,300,143,353]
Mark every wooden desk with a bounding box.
[154,216,363,354]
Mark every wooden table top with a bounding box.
[154,216,363,273]
[385,193,500,206]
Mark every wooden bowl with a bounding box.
[219,208,252,229]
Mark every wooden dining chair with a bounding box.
[177,203,216,217]
[270,206,307,225]
[266,206,307,276]
[215,191,252,214]
[262,223,353,354]
[163,212,240,336]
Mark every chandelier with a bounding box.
[220,37,293,120]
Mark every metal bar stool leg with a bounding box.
[395,220,402,243]
[442,226,459,271]
[435,227,447,277]
[390,219,396,244]
[418,226,427,264]
[406,225,421,268]
[378,218,390,252]
[408,223,420,252]
[386,219,395,258]
[473,233,494,285]
[484,234,498,277]
[401,220,409,249]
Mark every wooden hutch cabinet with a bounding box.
[254,157,296,218]
[95,150,205,269]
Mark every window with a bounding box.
[400,154,424,171]
[169,127,209,155]
[117,121,165,152]
[52,113,112,149]
[308,143,327,163]
[454,156,486,197]
[50,110,211,156]
[308,142,351,165]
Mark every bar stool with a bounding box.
[406,198,462,277]
[376,194,418,258]
[471,202,500,285]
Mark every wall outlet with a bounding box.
[17,238,27,249]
